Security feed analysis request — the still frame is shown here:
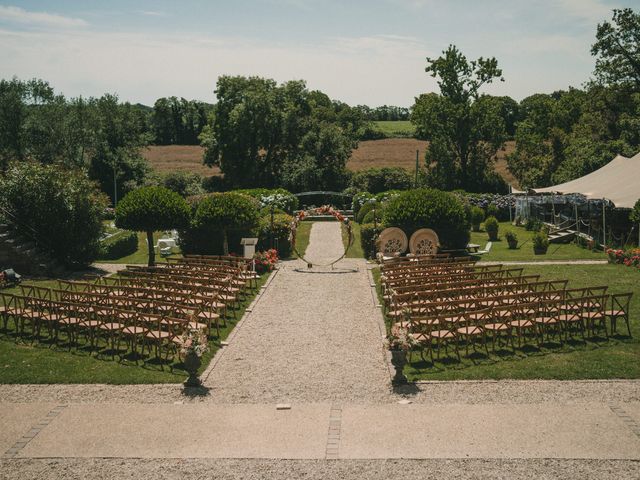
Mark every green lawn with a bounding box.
[292,221,312,258]
[342,222,364,258]
[470,222,606,262]
[374,264,640,381]
[373,120,415,137]
[0,273,270,383]
[95,231,182,265]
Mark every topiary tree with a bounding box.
[383,189,470,250]
[191,192,260,255]
[115,186,190,266]
[484,216,499,240]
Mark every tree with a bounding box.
[115,186,190,265]
[191,192,259,255]
[591,8,640,89]
[411,45,506,192]
[0,162,109,266]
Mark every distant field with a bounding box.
[141,145,219,176]
[142,138,519,188]
[373,120,415,137]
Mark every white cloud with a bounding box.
[0,5,88,28]
[138,10,167,17]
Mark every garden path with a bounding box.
[201,221,391,402]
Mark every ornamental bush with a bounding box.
[362,209,383,225]
[532,231,549,254]
[115,186,190,265]
[360,223,383,259]
[484,216,499,241]
[257,212,293,258]
[182,192,260,255]
[356,201,377,223]
[469,206,485,232]
[382,189,470,250]
[631,199,640,224]
[352,192,375,218]
[350,167,413,194]
[235,188,299,213]
[97,231,138,260]
[0,162,109,266]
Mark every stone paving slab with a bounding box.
[0,403,56,454]
[19,403,331,459]
[339,404,640,460]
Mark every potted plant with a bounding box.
[470,206,484,232]
[385,323,417,385]
[180,327,210,387]
[504,230,518,249]
[532,231,549,255]
[484,216,499,241]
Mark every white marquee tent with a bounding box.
[531,151,640,209]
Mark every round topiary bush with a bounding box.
[469,206,485,232]
[360,223,383,259]
[115,186,191,265]
[257,212,293,258]
[356,201,377,223]
[484,216,499,241]
[362,208,383,225]
[189,192,260,254]
[382,189,470,250]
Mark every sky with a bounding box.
[0,0,638,107]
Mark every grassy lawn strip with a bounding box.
[374,264,640,381]
[293,221,312,258]
[470,222,605,262]
[0,272,270,384]
[342,222,364,258]
[95,230,182,265]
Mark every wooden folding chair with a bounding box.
[606,292,633,337]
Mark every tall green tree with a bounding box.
[592,8,640,89]
[411,45,506,192]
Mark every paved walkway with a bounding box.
[2,223,640,478]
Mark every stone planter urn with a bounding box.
[183,352,202,387]
[533,246,548,255]
[390,349,408,385]
[507,239,518,250]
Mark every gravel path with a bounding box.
[201,222,391,402]
[2,458,638,480]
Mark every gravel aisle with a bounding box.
[201,222,391,402]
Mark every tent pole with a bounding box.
[574,203,579,234]
[602,198,606,248]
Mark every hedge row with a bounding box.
[97,231,138,260]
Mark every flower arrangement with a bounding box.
[385,324,417,352]
[253,249,279,273]
[607,248,640,269]
[180,327,209,358]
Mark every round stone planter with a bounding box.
[507,239,518,250]
[533,247,548,255]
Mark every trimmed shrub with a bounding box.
[383,189,470,250]
[161,171,204,197]
[525,218,542,231]
[0,162,109,266]
[470,206,485,232]
[115,186,190,265]
[98,231,138,260]
[362,209,383,225]
[350,167,413,194]
[181,192,260,255]
[352,192,374,218]
[484,216,499,241]
[360,223,383,259]
[257,212,293,258]
[356,201,376,223]
[486,203,499,219]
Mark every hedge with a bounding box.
[360,223,383,259]
[383,189,470,250]
[234,188,299,213]
[97,231,138,260]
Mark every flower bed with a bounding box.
[606,248,640,269]
[253,249,279,273]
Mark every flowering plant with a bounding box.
[254,249,279,273]
[607,248,640,269]
[180,327,209,357]
[385,324,417,352]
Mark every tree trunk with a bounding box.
[223,229,229,255]
[147,230,155,266]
